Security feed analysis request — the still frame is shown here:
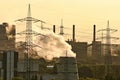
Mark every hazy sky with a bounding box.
[0,0,120,43]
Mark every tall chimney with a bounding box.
[73,25,75,42]
[53,25,56,33]
[93,25,96,42]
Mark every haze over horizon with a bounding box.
[0,0,120,43]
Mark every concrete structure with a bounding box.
[2,51,18,80]
[57,57,79,80]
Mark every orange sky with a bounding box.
[0,0,120,43]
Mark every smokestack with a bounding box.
[53,25,56,33]
[93,25,96,42]
[73,25,75,42]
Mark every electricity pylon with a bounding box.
[15,4,44,80]
[97,21,119,76]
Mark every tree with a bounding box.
[79,66,93,78]
[104,73,114,80]
[79,77,99,80]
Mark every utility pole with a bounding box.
[15,4,44,80]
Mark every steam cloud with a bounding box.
[34,31,76,60]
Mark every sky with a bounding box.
[0,0,120,43]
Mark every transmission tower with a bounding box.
[15,4,45,80]
[97,21,119,75]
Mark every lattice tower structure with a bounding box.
[16,4,45,80]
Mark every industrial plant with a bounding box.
[0,4,120,80]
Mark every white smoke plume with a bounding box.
[34,31,76,60]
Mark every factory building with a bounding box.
[92,25,102,57]
[66,25,88,63]
[67,41,88,62]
